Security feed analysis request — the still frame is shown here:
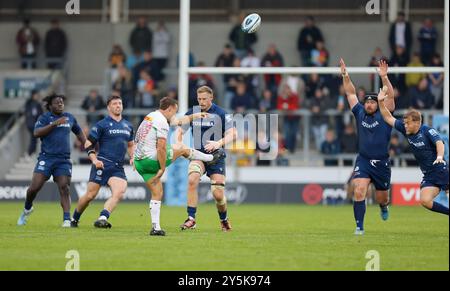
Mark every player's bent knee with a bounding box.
[188,163,203,177]
[420,196,432,209]
[85,193,96,201]
[188,173,201,187]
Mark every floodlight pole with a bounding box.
[110,0,120,23]
[178,0,190,114]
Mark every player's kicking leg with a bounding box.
[17,173,48,226]
[420,187,449,215]
[352,178,371,235]
[71,182,102,227]
[94,177,127,228]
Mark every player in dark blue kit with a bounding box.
[377,88,449,215]
[179,86,237,232]
[340,58,396,235]
[17,94,86,227]
[71,95,135,228]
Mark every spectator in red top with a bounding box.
[277,84,300,153]
[261,44,284,97]
[16,19,40,69]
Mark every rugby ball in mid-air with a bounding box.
[241,13,261,33]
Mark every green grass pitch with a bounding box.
[0,202,448,270]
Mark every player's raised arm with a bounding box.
[377,86,396,127]
[169,112,208,126]
[377,59,395,112]
[339,58,359,109]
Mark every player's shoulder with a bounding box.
[93,116,110,129]
[211,103,228,116]
[122,118,134,128]
[63,112,77,121]
[351,102,364,113]
[422,125,440,136]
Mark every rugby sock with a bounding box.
[187,206,197,219]
[99,209,110,220]
[189,149,213,162]
[63,212,70,221]
[73,209,82,221]
[353,200,366,230]
[150,200,162,230]
[24,201,33,211]
[218,210,227,221]
[430,202,449,215]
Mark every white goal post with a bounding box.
[178,0,449,116]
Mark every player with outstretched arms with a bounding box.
[377,87,449,215]
[340,58,396,235]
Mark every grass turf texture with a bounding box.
[0,202,448,270]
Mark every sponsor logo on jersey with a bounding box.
[108,129,131,135]
[362,120,380,129]
[408,139,425,147]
